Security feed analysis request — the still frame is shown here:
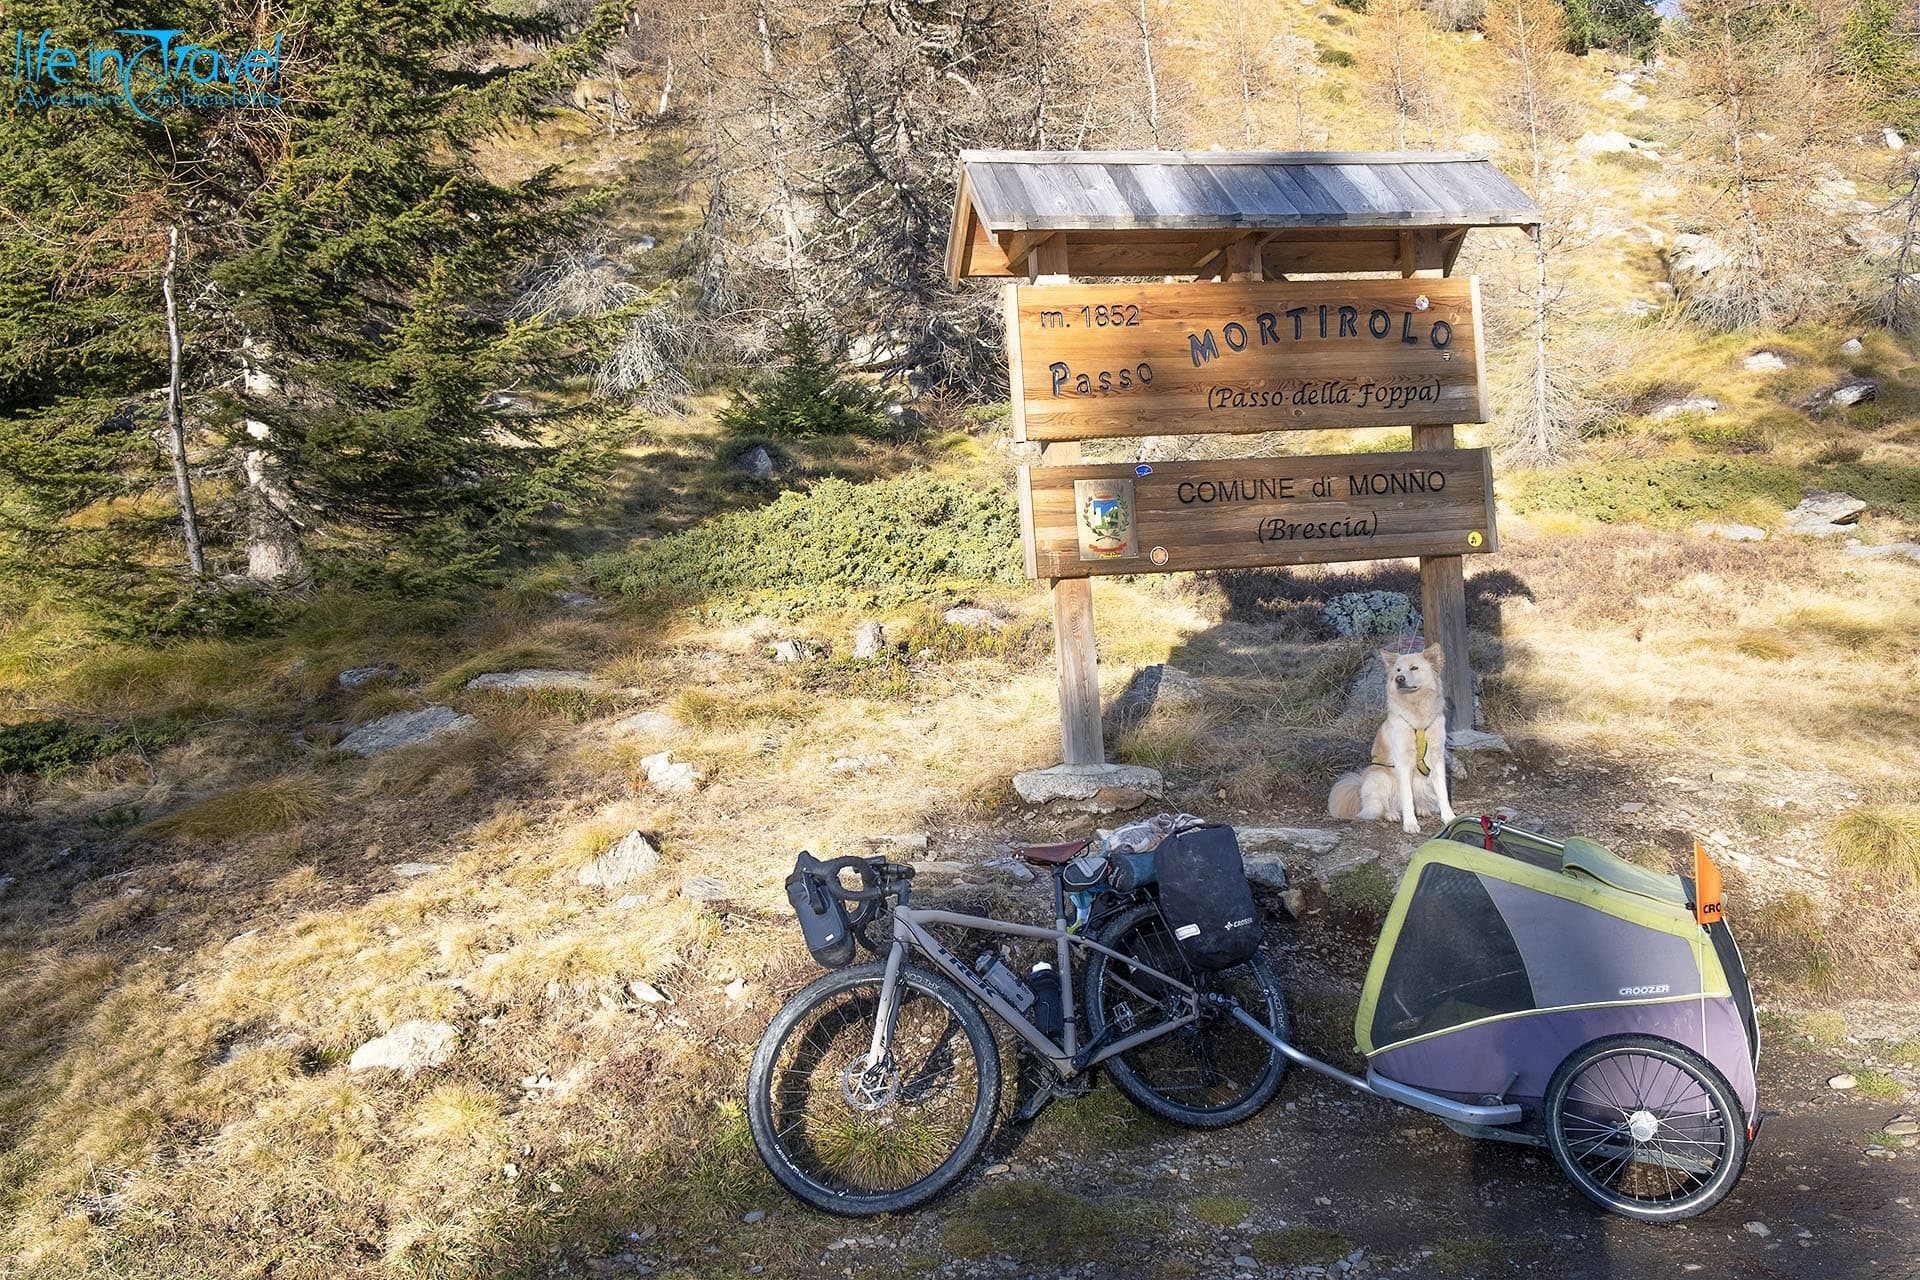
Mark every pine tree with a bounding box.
[717,319,888,440]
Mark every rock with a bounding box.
[1619,802,1647,813]
[1576,129,1649,154]
[1884,1117,1919,1136]
[1670,233,1733,277]
[1456,131,1501,151]
[1238,826,1341,856]
[467,669,600,692]
[1321,590,1421,639]
[1829,1073,1858,1090]
[1840,337,1864,355]
[1234,1257,1258,1269]
[615,710,680,736]
[1621,299,1661,318]
[734,444,777,480]
[1448,729,1510,755]
[1690,521,1768,542]
[611,893,650,909]
[554,591,599,608]
[852,621,886,659]
[1279,887,1306,917]
[743,1210,767,1225]
[682,875,729,903]
[629,979,670,1004]
[983,856,1037,883]
[1649,396,1719,420]
[641,751,703,793]
[1846,543,1920,562]
[1744,351,1787,372]
[1744,1221,1770,1238]
[1242,854,1291,890]
[337,706,479,757]
[866,833,930,852]
[1108,663,1207,730]
[768,639,814,663]
[1010,763,1164,814]
[579,831,661,887]
[1803,379,1877,414]
[1346,664,1388,716]
[348,1020,459,1074]
[338,665,392,690]
[392,862,446,877]
[1885,127,1905,150]
[943,606,1003,630]
[724,977,748,1001]
[1599,82,1647,109]
[1784,490,1867,536]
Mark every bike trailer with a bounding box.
[1355,820,1759,1133]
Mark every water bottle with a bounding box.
[976,952,1035,1013]
[1027,962,1064,1039]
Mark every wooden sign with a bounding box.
[1007,277,1485,442]
[1018,448,1496,579]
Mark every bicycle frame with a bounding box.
[862,884,1199,1080]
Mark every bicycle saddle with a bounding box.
[1018,838,1092,865]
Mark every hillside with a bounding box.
[1,2,1918,1278]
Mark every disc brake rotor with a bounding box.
[841,1054,901,1112]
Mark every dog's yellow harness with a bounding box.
[1374,729,1432,777]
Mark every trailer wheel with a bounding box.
[1545,1034,1748,1222]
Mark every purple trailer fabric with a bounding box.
[1369,998,1758,1121]
[1479,875,1704,1009]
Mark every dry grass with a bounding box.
[1833,805,1920,894]
[136,772,334,841]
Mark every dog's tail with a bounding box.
[1327,770,1364,820]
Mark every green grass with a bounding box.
[942,1181,1173,1264]
[1832,804,1920,893]
[1251,1226,1352,1266]
[1328,860,1396,917]
[1508,458,1803,528]
[1187,1194,1251,1227]
[1850,1069,1912,1101]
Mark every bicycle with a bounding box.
[746,838,1290,1216]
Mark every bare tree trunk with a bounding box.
[1887,165,1920,331]
[1514,0,1553,459]
[757,2,804,277]
[657,52,673,116]
[162,226,206,577]
[239,334,307,585]
[1716,15,1771,327]
[1137,0,1160,146]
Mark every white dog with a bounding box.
[1327,644,1455,835]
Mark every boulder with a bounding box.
[391,862,446,877]
[1885,127,1905,150]
[1576,129,1647,154]
[734,444,777,480]
[1321,591,1421,639]
[338,665,393,690]
[1237,827,1341,856]
[348,1020,459,1074]
[1447,728,1512,780]
[1690,522,1768,542]
[1241,853,1291,891]
[614,710,680,736]
[681,875,729,903]
[1744,351,1787,372]
[1783,490,1867,536]
[337,706,478,757]
[1670,233,1733,277]
[1011,763,1164,814]
[467,669,599,692]
[1803,379,1878,414]
[769,639,814,663]
[1840,337,1864,355]
[943,606,1003,630]
[827,753,893,775]
[852,621,886,659]
[553,591,599,609]
[641,751,703,793]
[578,831,661,887]
[1844,543,1920,563]
[1649,396,1718,420]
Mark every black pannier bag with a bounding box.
[1154,824,1261,971]
[785,851,856,969]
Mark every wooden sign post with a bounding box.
[952,151,1541,780]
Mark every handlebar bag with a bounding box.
[785,851,856,969]
[1155,824,1261,971]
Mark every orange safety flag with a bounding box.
[1693,841,1725,926]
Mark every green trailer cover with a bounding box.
[1355,839,1730,1057]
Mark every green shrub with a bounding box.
[1317,45,1358,67]
[0,719,140,779]
[717,318,891,440]
[1508,458,1803,527]
[594,474,1021,606]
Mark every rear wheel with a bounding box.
[747,962,1001,1216]
[1082,902,1288,1128]
[1545,1034,1748,1222]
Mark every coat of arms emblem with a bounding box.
[1074,478,1138,561]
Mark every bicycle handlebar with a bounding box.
[801,853,913,903]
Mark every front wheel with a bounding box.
[1545,1034,1749,1222]
[1082,902,1289,1128]
[747,961,1001,1216]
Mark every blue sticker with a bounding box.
[1135,464,1153,476]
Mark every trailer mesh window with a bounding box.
[1371,863,1534,1050]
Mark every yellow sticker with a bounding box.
[1467,531,1484,548]
[1150,546,1169,566]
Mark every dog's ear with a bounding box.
[1379,647,1398,670]
[1422,642,1445,669]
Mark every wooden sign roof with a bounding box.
[946,150,1541,282]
